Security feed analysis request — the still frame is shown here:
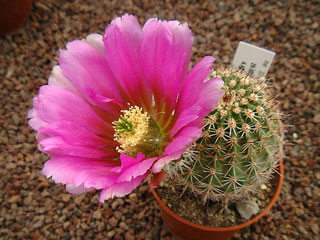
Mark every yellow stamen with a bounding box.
[113,106,161,156]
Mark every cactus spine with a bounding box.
[168,67,283,204]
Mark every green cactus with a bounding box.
[167,67,283,204]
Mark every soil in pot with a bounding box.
[156,176,276,228]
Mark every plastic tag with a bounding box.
[232,41,276,78]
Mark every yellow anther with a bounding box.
[113,106,161,156]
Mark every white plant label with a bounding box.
[232,41,276,78]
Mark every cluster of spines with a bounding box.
[168,68,283,204]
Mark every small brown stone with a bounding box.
[8,195,21,203]
[313,114,320,123]
[92,210,102,219]
[109,217,118,227]
[107,230,116,238]
[30,231,41,239]
[310,223,319,235]
[74,194,85,205]
[61,194,71,203]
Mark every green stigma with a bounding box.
[113,116,134,134]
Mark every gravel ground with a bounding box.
[0,0,319,239]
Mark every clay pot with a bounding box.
[0,0,33,36]
[151,159,284,240]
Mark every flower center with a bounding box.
[113,106,162,157]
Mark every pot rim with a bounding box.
[151,158,284,232]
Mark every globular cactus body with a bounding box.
[169,68,283,203]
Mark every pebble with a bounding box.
[92,210,102,219]
[74,194,85,205]
[30,231,41,239]
[260,184,267,190]
[313,114,320,123]
[119,221,128,230]
[114,211,122,220]
[76,228,85,237]
[81,223,90,230]
[109,217,118,227]
[236,200,260,221]
[32,216,45,229]
[107,230,116,238]
[61,194,71,203]
[63,221,71,229]
[111,199,124,209]
[11,113,20,125]
[311,223,319,235]
[8,195,22,203]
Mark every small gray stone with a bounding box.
[236,200,260,220]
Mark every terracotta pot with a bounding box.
[151,159,284,240]
[0,0,33,36]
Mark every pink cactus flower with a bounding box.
[28,14,224,202]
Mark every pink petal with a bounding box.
[141,19,193,114]
[66,184,94,195]
[84,34,105,54]
[164,126,202,155]
[169,104,201,138]
[104,14,151,109]
[28,105,48,130]
[105,153,146,174]
[169,77,223,137]
[59,40,124,115]
[152,126,202,173]
[152,152,182,174]
[195,77,224,118]
[175,56,216,116]
[38,121,117,149]
[39,136,118,159]
[99,173,148,202]
[43,156,120,189]
[118,156,158,182]
[120,152,146,168]
[48,66,79,95]
[35,85,113,138]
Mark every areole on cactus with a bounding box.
[167,67,284,204]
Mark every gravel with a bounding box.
[0,0,319,239]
